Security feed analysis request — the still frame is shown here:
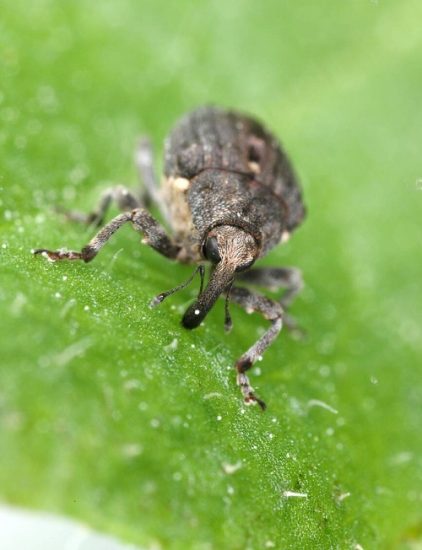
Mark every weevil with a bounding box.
[34,106,306,409]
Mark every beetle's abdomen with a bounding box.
[164,106,305,232]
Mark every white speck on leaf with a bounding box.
[222,461,242,475]
[10,292,27,316]
[282,491,308,498]
[164,338,178,352]
[124,379,142,391]
[389,451,413,465]
[54,337,93,367]
[203,392,223,400]
[60,298,76,318]
[109,247,124,269]
[319,365,331,377]
[307,399,338,415]
[121,443,143,458]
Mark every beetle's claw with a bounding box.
[236,371,266,411]
[149,294,165,308]
[245,393,267,411]
[33,248,61,262]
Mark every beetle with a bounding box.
[34,105,306,409]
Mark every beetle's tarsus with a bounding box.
[86,213,105,228]
[246,394,267,411]
[54,185,140,230]
[237,372,266,411]
[149,294,165,308]
[54,205,105,228]
[33,248,86,262]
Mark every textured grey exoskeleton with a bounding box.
[34,106,306,409]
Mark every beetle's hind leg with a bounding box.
[57,185,141,228]
[135,137,169,222]
[229,286,283,410]
[237,267,303,333]
[60,138,168,227]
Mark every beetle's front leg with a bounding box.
[237,266,303,308]
[237,266,303,333]
[229,286,283,410]
[34,208,181,263]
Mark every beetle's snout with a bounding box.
[182,304,208,329]
[182,264,234,329]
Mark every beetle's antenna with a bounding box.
[150,265,205,307]
[224,280,233,333]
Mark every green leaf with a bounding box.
[1,1,421,548]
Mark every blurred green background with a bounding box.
[1,0,421,548]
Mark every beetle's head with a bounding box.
[182,225,259,329]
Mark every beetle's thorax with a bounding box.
[163,167,289,263]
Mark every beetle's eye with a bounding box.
[235,259,254,273]
[203,237,221,263]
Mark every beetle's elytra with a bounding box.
[35,106,306,409]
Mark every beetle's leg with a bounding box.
[237,267,303,307]
[229,286,283,411]
[237,267,303,332]
[135,137,169,221]
[57,185,141,228]
[34,208,181,263]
